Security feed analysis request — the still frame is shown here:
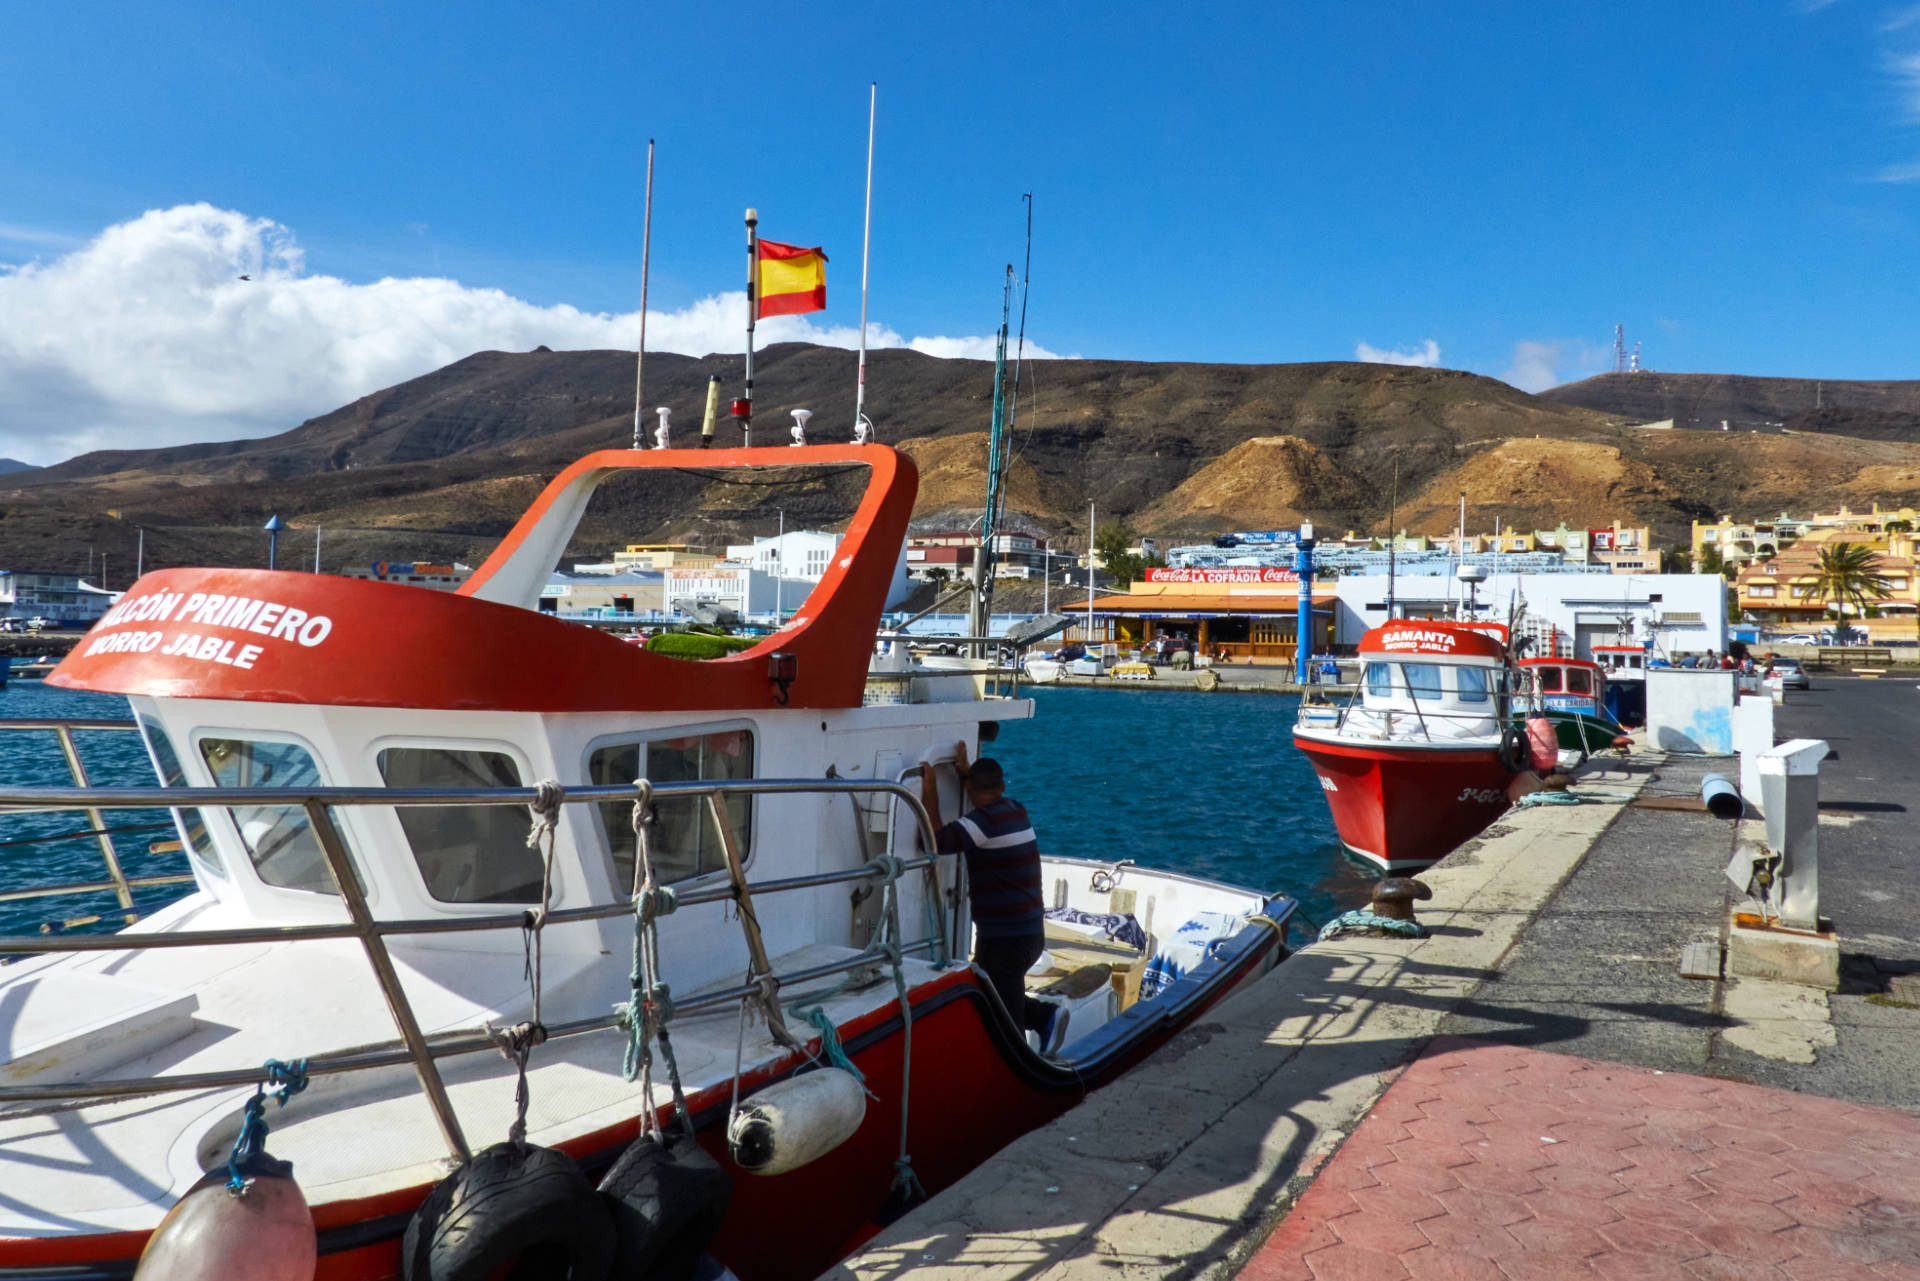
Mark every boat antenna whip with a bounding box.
[854,81,877,439]
[631,139,655,451]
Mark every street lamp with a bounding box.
[1296,520,1316,684]
[263,515,286,571]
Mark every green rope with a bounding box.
[224,1058,307,1193]
[1317,910,1429,942]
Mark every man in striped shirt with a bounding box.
[920,740,1062,1050]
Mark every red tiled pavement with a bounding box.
[1240,1039,1920,1281]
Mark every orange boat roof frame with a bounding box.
[50,445,919,713]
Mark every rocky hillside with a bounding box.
[1541,371,1920,440]
[7,347,1920,581]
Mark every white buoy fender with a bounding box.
[726,1067,867,1176]
[134,1168,316,1281]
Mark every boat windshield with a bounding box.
[378,747,542,904]
[1567,668,1593,694]
[138,717,224,878]
[1536,667,1562,692]
[199,736,355,895]
[590,728,755,891]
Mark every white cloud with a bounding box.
[0,203,1060,465]
[1354,339,1442,367]
[1499,338,1615,392]
[1872,157,1920,181]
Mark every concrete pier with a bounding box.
[831,672,1920,1279]
[829,763,1652,1280]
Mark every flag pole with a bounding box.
[743,207,759,447]
[632,139,655,450]
[854,81,876,438]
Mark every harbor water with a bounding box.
[994,687,1373,929]
[1,681,1373,941]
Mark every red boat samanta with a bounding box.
[1293,620,1527,871]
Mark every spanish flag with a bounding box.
[756,240,828,318]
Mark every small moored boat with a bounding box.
[1292,620,1526,871]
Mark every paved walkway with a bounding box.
[1243,1037,1920,1281]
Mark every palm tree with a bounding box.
[1811,541,1892,624]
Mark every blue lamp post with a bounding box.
[1295,520,1316,684]
[263,515,286,571]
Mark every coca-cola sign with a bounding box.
[1144,567,1299,584]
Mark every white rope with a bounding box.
[490,778,564,1144]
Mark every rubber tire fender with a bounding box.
[598,1131,734,1281]
[402,1141,615,1281]
[1497,726,1529,774]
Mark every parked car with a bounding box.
[1769,657,1810,690]
[24,617,51,632]
[1774,634,1819,646]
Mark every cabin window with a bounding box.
[138,718,224,878]
[199,737,354,896]
[1403,664,1443,702]
[1566,669,1592,694]
[1536,667,1563,693]
[1456,666,1490,704]
[1365,662,1393,698]
[590,729,755,891]
[377,748,543,904]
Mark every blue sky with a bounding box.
[4,2,1920,461]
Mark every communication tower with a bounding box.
[1613,324,1629,374]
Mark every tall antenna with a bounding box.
[1613,323,1629,374]
[631,139,655,450]
[1386,460,1399,619]
[853,82,877,438]
[1631,340,1642,372]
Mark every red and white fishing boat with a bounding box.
[1292,620,1526,871]
[0,445,1295,1281]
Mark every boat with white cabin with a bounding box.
[1291,619,1527,871]
[0,444,1296,1281]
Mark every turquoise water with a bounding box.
[992,687,1374,929]
[0,680,186,937]
[0,681,1374,941]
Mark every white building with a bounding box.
[1331,572,1728,658]
[724,530,913,606]
[726,530,844,582]
[0,570,116,626]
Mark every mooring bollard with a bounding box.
[1758,738,1829,931]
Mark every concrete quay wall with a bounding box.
[827,761,1652,1281]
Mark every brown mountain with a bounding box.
[8,347,1920,583]
[1540,370,1920,441]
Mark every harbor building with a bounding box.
[540,570,664,619]
[1691,504,1919,572]
[1075,568,1338,664]
[1329,571,1727,657]
[338,561,472,591]
[569,543,720,574]
[0,570,116,627]
[1734,525,1919,640]
[903,531,1052,581]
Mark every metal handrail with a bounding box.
[0,757,952,1163]
[0,937,940,1107]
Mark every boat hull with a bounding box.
[1291,733,1514,871]
[0,926,1286,1281]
